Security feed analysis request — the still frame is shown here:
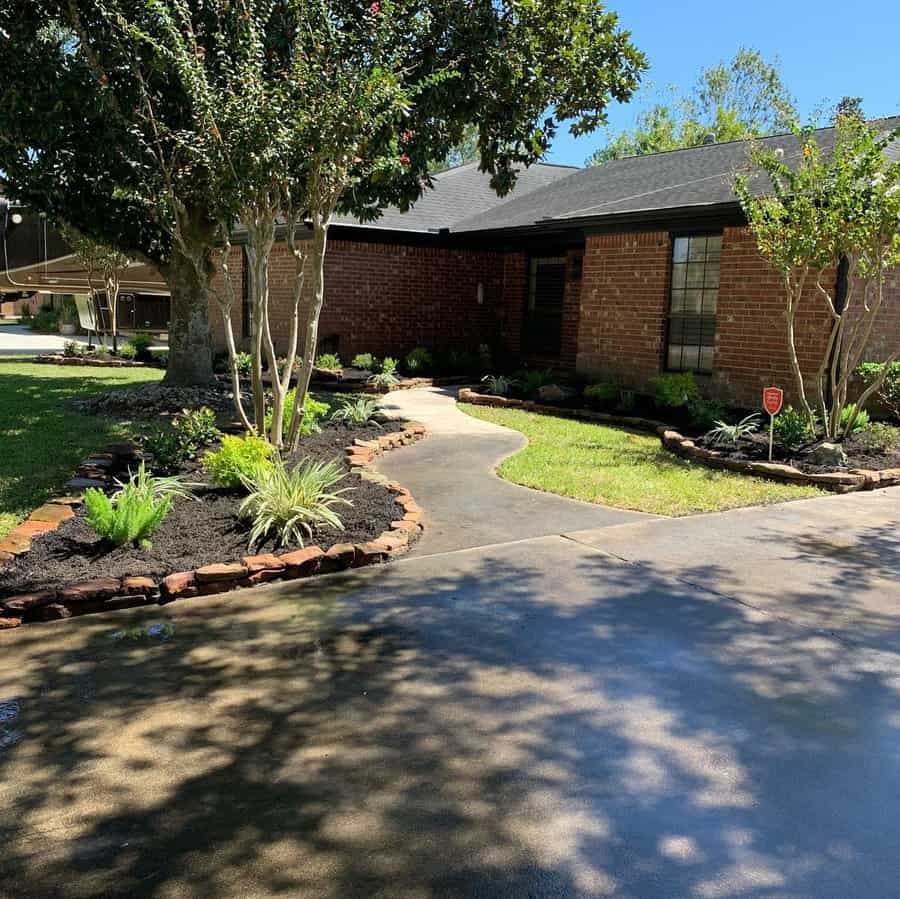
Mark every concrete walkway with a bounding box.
[0,323,91,356]
[376,387,654,553]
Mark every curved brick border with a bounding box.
[0,423,427,630]
[35,353,152,368]
[457,387,900,495]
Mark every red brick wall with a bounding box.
[499,252,527,357]
[576,231,671,387]
[212,238,506,361]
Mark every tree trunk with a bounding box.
[160,243,215,386]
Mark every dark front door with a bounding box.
[523,256,566,356]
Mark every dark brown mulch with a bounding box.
[0,422,404,598]
[694,431,900,473]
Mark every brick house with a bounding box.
[216,117,900,407]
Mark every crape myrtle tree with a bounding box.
[59,226,129,353]
[735,113,900,440]
[116,0,646,448]
[0,4,223,385]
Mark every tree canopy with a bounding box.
[586,47,796,165]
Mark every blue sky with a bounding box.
[546,0,900,167]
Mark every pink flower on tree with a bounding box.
[370,1,380,13]
[399,154,411,165]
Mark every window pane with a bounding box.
[667,345,685,370]
[700,290,717,315]
[670,290,685,313]
[703,261,720,288]
[683,289,703,313]
[685,264,705,288]
[688,236,708,261]
[699,345,715,372]
[671,263,687,289]
[705,235,723,259]
[672,237,689,263]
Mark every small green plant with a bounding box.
[706,413,761,447]
[688,396,728,431]
[175,406,219,448]
[84,464,185,547]
[143,426,190,473]
[519,368,556,398]
[28,305,60,332]
[583,382,618,409]
[330,396,379,424]
[368,356,399,388]
[772,405,816,448]
[351,352,376,371]
[650,373,700,408]
[235,351,252,378]
[240,456,353,548]
[315,352,342,370]
[857,422,900,453]
[203,434,274,488]
[62,340,82,358]
[118,342,138,360]
[127,333,154,362]
[482,374,517,396]
[268,391,330,439]
[839,403,869,434]
[111,463,193,503]
[855,361,900,420]
[404,346,433,375]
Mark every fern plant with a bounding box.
[240,457,353,548]
[330,396,379,424]
[85,464,186,547]
[706,413,761,447]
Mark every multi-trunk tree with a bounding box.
[735,113,900,440]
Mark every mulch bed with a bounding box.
[693,431,900,473]
[0,422,404,598]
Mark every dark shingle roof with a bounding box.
[331,161,578,233]
[451,116,900,234]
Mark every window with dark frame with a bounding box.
[666,233,721,374]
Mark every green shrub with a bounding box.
[143,427,190,473]
[519,368,556,398]
[175,406,219,448]
[127,333,154,362]
[379,356,398,375]
[239,456,352,548]
[267,391,330,439]
[583,382,618,409]
[857,422,900,453]
[118,342,138,360]
[203,434,274,488]
[235,352,252,378]
[855,361,900,419]
[330,396,379,424]
[404,346,433,376]
[839,403,870,434]
[84,464,186,547]
[435,348,478,375]
[315,352,342,370]
[687,396,728,430]
[369,357,399,388]
[28,306,60,332]
[62,340,82,358]
[482,374,517,397]
[772,406,816,448]
[351,352,376,372]
[650,373,700,408]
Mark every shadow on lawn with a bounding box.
[1,531,899,898]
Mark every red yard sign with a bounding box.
[763,387,784,417]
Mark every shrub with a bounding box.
[315,352,341,370]
[351,352,376,372]
[118,342,138,360]
[330,396,379,424]
[267,391,330,439]
[379,356,398,375]
[239,457,352,548]
[235,351,252,378]
[482,374,517,396]
[369,357,399,388]
[857,422,900,454]
[175,406,219,448]
[143,427,190,473]
[128,333,154,362]
[855,361,900,419]
[706,413,761,447]
[435,348,478,375]
[28,306,60,332]
[84,464,186,547]
[404,346,433,376]
[772,405,816,448]
[583,382,618,409]
[687,396,728,431]
[839,403,869,434]
[650,372,700,408]
[62,340,82,358]
[519,368,556,398]
[155,352,169,369]
[203,434,274,488]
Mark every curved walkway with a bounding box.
[375,387,655,554]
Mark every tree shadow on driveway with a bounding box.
[1,535,899,898]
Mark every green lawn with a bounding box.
[461,404,824,516]
[0,359,164,539]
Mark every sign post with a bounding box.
[763,387,784,462]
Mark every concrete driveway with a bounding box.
[1,386,899,898]
[0,323,91,356]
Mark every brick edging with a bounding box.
[456,387,900,495]
[35,353,151,368]
[0,423,427,630]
